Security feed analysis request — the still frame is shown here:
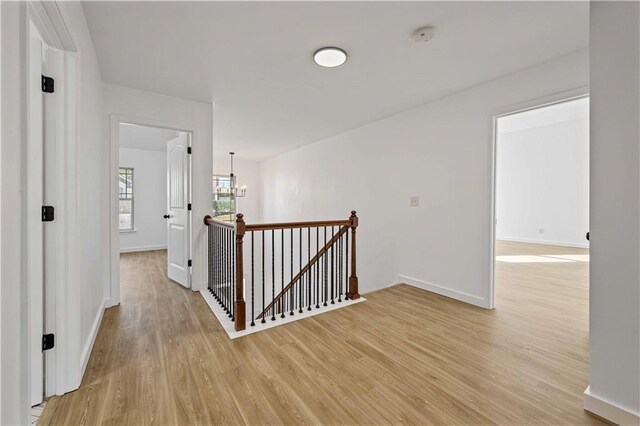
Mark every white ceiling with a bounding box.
[119,123,180,151]
[498,97,589,134]
[83,1,589,160]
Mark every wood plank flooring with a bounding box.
[39,244,600,425]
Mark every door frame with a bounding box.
[488,86,589,309]
[109,114,194,306]
[26,0,81,405]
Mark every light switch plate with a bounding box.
[410,196,420,207]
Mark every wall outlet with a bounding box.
[410,196,420,207]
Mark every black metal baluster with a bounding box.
[229,228,231,317]
[345,229,349,300]
[280,230,285,319]
[289,228,293,315]
[296,227,301,314]
[316,227,320,309]
[338,231,343,302]
[214,225,220,302]
[261,230,265,324]
[251,231,255,326]
[216,225,219,301]
[221,226,225,308]
[323,227,328,307]
[228,228,232,316]
[224,227,227,311]
[271,230,276,321]
[232,227,235,321]
[303,228,309,313]
[307,228,315,311]
[213,226,217,300]
[331,226,335,304]
[222,226,225,306]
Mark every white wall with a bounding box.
[119,147,167,252]
[213,155,262,224]
[496,104,589,248]
[260,50,589,306]
[1,2,27,423]
[59,2,108,386]
[104,83,213,296]
[587,2,640,423]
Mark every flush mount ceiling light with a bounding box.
[313,47,347,68]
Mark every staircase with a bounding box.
[203,211,360,332]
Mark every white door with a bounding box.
[166,134,190,287]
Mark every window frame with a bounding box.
[212,174,236,223]
[119,167,135,232]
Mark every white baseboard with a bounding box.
[119,244,167,253]
[80,300,106,378]
[104,297,119,308]
[584,386,640,425]
[497,236,589,249]
[398,274,490,309]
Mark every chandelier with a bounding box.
[215,152,246,198]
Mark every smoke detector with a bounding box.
[412,26,435,43]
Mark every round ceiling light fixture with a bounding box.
[313,47,347,68]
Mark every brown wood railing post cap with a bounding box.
[236,213,244,220]
[203,215,212,225]
[351,210,357,216]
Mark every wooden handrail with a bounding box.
[245,219,351,232]
[203,215,234,229]
[256,224,350,320]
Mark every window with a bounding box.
[212,175,235,222]
[119,167,134,231]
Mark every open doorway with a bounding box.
[492,97,589,310]
[117,122,192,297]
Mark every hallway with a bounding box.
[39,249,600,424]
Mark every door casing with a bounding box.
[26,0,81,407]
[109,116,194,306]
[488,87,589,309]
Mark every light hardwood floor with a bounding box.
[40,243,600,425]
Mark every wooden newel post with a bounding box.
[235,213,246,331]
[347,210,360,300]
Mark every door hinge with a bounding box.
[188,259,192,267]
[41,75,54,93]
[188,203,192,211]
[42,334,55,351]
[42,206,55,222]
[187,147,192,154]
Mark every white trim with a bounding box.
[27,19,45,407]
[584,386,640,425]
[110,114,195,305]
[496,237,589,249]
[489,87,590,308]
[25,2,82,403]
[80,301,105,377]
[398,275,490,309]
[120,245,167,253]
[27,2,75,52]
[201,290,366,339]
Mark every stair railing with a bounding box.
[204,211,360,331]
